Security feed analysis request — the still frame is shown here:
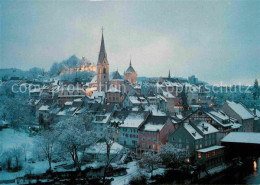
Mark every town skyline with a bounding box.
[1,1,259,85]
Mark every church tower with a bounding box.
[97,29,109,91]
[124,59,137,84]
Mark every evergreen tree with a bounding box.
[181,85,189,112]
[252,79,259,111]
[252,79,259,101]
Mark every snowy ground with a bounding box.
[0,128,34,155]
[0,129,67,182]
[111,161,139,185]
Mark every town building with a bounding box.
[124,60,137,84]
[138,115,176,153]
[96,31,109,92]
[222,101,254,132]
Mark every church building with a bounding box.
[124,60,137,84]
[97,30,109,91]
[95,30,138,92]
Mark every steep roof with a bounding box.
[183,122,203,140]
[125,60,136,73]
[221,132,260,144]
[119,111,150,128]
[141,115,169,132]
[97,32,108,64]
[111,70,123,81]
[226,101,254,120]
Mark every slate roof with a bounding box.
[111,70,123,80]
[140,115,169,132]
[125,60,136,73]
[97,32,108,64]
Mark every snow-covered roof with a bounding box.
[226,101,254,120]
[85,142,124,154]
[231,123,242,129]
[65,101,73,106]
[92,91,105,98]
[134,84,141,89]
[120,112,147,128]
[90,75,97,84]
[221,132,260,144]
[144,105,166,116]
[250,108,260,117]
[176,114,183,120]
[93,113,112,124]
[162,91,175,98]
[57,110,67,116]
[142,116,169,131]
[183,123,203,140]
[107,86,120,93]
[39,105,49,111]
[209,111,229,121]
[128,96,141,104]
[196,145,224,153]
[196,121,219,135]
[144,124,164,132]
[74,98,83,102]
[157,95,167,102]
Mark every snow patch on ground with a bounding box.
[111,161,139,185]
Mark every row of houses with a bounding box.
[28,76,259,171]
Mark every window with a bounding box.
[206,152,210,158]
[212,151,216,156]
[103,68,106,73]
[197,152,201,159]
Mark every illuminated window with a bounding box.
[197,152,201,159]
[212,151,216,156]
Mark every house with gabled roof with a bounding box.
[138,115,176,154]
[168,120,224,170]
[222,101,254,132]
[183,107,241,143]
[118,111,150,150]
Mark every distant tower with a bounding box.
[168,70,171,79]
[124,59,137,84]
[97,28,109,91]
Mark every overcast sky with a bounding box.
[0,0,259,84]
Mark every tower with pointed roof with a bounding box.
[97,29,109,91]
[168,70,171,79]
[124,59,137,84]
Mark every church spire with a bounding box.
[98,27,108,64]
[130,58,132,66]
[168,69,171,78]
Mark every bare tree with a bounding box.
[159,144,189,168]
[35,130,58,171]
[1,150,12,170]
[55,116,95,171]
[138,152,162,177]
[12,146,23,170]
[21,143,29,162]
[101,132,123,185]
